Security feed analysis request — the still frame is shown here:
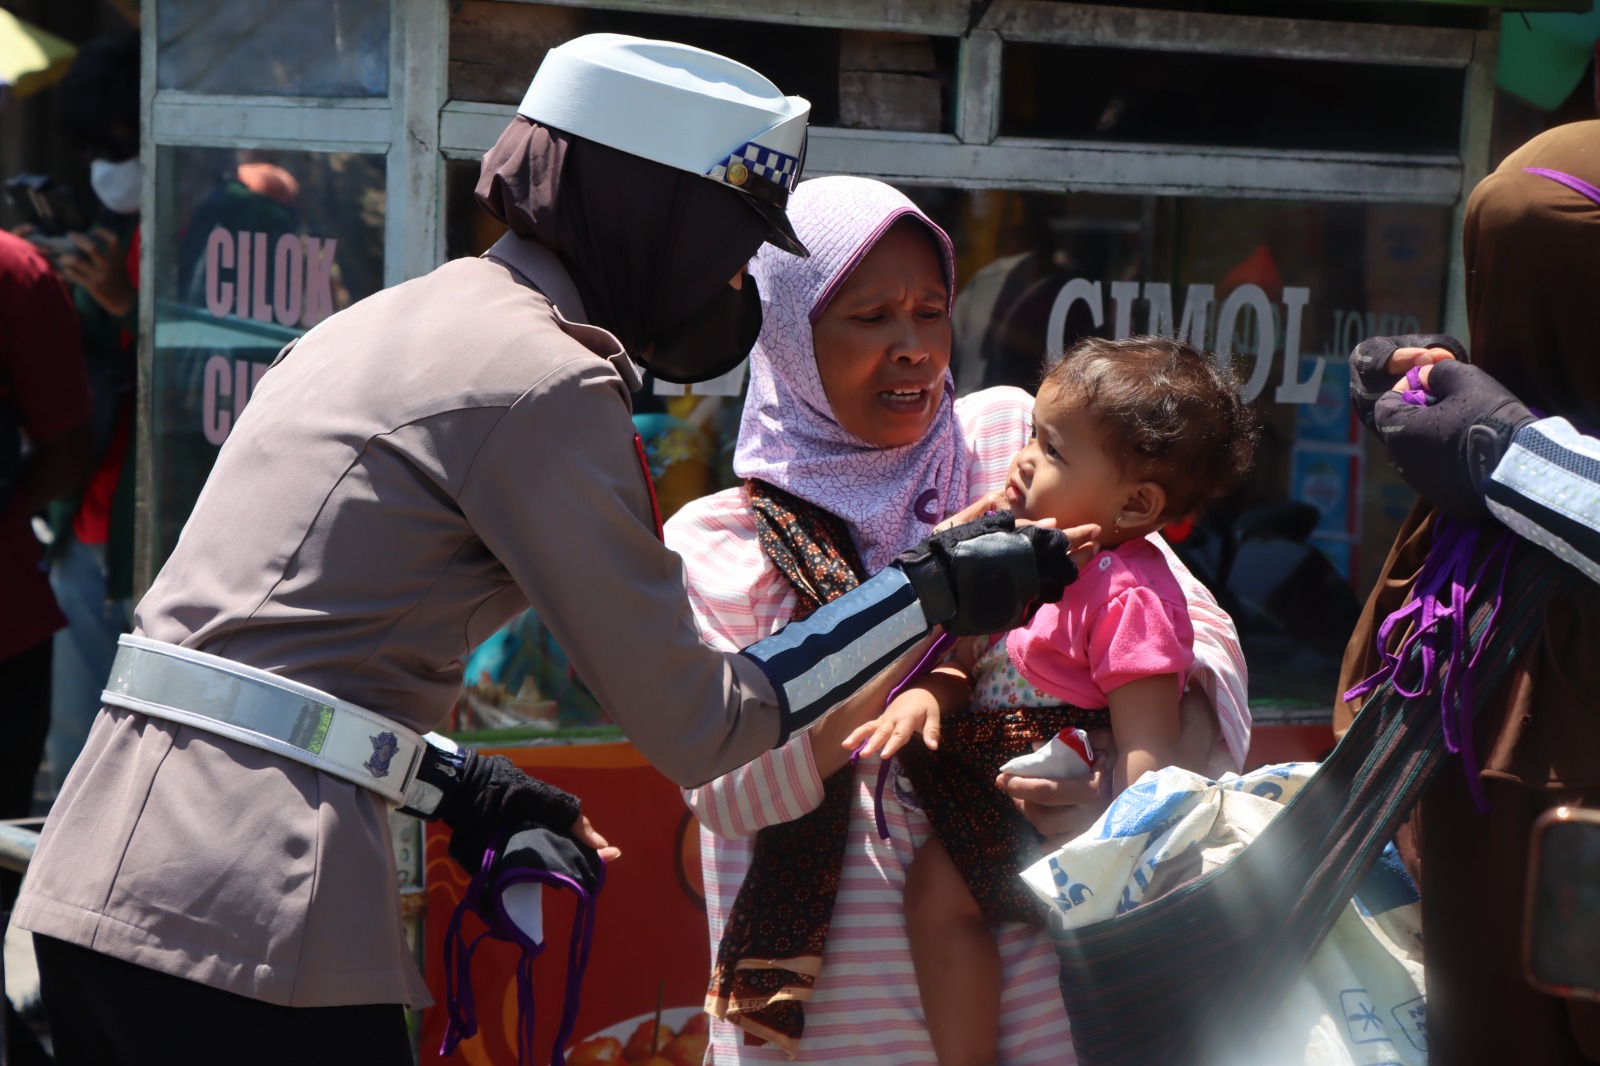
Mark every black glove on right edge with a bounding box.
[895,512,1078,636]
[1349,333,1469,434]
[1371,359,1535,523]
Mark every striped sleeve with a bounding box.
[1488,417,1600,586]
[957,386,1035,498]
[663,487,797,653]
[664,490,828,837]
[742,567,930,742]
[683,735,829,839]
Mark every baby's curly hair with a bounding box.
[1041,335,1259,521]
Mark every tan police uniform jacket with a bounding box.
[14,235,782,1008]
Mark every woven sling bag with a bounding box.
[1052,540,1567,1066]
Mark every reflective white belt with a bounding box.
[101,634,426,806]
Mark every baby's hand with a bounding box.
[933,490,1006,534]
[844,687,944,759]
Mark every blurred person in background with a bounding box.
[28,32,142,791]
[0,225,91,1066]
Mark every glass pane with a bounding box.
[442,158,1446,715]
[149,148,386,568]
[158,0,388,97]
[931,187,1448,712]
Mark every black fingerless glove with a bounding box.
[895,512,1078,636]
[1372,359,1535,523]
[1012,523,1079,609]
[437,751,583,873]
[1349,333,1469,435]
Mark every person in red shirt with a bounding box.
[0,228,91,822]
[0,227,91,1064]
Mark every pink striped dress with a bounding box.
[665,387,1250,1065]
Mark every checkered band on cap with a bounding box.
[708,141,801,204]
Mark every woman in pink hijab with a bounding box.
[665,176,1250,1064]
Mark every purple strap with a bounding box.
[1401,366,1432,407]
[1524,167,1600,208]
[1342,518,1514,813]
[503,865,601,1066]
[854,631,956,841]
[885,632,958,705]
[868,757,894,841]
[441,843,500,1059]
[441,835,605,1066]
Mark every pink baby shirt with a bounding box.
[1005,536,1195,709]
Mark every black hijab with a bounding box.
[475,116,769,357]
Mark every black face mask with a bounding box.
[641,274,764,385]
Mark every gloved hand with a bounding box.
[476,824,605,938]
[1371,359,1535,523]
[895,512,1078,636]
[1350,333,1468,434]
[436,751,584,873]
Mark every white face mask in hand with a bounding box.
[90,157,142,216]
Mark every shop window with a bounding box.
[157,0,388,97]
[1000,43,1463,154]
[928,186,1449,711]
[148,147,386,565]
[444,157,504,266]
[441,156,1447,717]
[449,1,960,133]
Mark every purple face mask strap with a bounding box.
[544,864,605,1066]
[870,758,894,841]
[442,835,607,1066]
[516,952,539,1066]
[886,631,956,705]
[1524,168,1600,207]
[488,862,605,1066]
[440,840,503,1058]
[1342,518,1512,813]
[854,630,957,841]
[1401,366,1432,407]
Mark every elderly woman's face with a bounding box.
[811,221,951,448]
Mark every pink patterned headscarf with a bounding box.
[733,176,967,572]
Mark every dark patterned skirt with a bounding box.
[897,704,1110,925]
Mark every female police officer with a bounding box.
[13,36,1080,1064]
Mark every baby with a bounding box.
[847,335,1258,1066]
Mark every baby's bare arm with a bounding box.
[1107,673,1183,794]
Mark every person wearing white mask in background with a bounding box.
[34,32,143,796]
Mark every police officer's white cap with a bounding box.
[518,33,811,256]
